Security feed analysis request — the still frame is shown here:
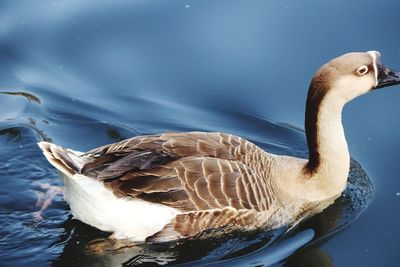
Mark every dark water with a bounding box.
[0,1,399,266]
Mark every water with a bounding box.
[0,0,399,266]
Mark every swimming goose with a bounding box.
[38,51,400,242]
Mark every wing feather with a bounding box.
[76,132,278,222]
[147,207,260,242]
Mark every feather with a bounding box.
[38,131,283,241]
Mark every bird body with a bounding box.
[38,51,400,242]
[39,133,309,241]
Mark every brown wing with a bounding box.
[84,132,258,166]
[82,131,271,177]
[79,131,277,211]
[98,156,277,213]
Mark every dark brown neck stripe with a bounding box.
[304,72,330,174]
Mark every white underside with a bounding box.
[61,172,180,241]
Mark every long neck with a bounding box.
[304,81,350,193]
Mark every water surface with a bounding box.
[0,1,399,266]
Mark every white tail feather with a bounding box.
[37,141,87,176]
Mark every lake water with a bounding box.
[0,1,399,266]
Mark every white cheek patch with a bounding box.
[367,50,379,86]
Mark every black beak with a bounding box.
[376,64,400,89]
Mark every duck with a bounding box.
[38,51,400,242]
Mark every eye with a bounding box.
[356,65,369,76]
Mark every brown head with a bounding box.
[305,51,400,173]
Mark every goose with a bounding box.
[38,51,400,242]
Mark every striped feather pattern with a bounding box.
[76,132,285,239]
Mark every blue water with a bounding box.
[0,1,399,266]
